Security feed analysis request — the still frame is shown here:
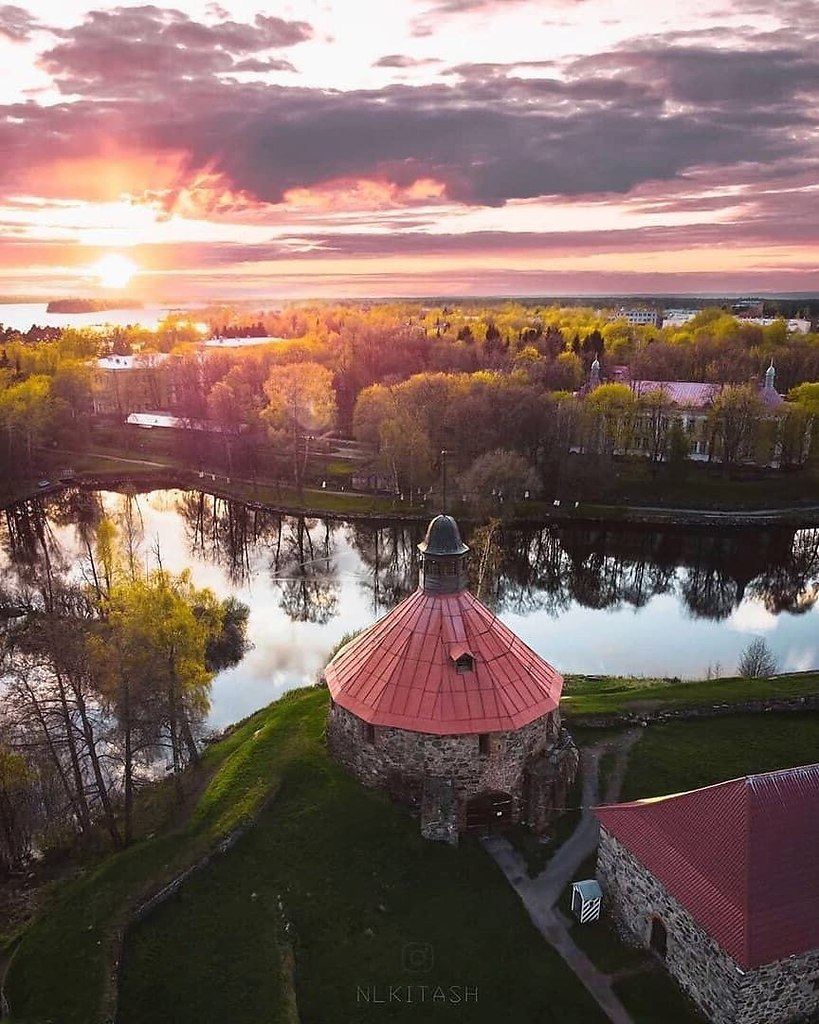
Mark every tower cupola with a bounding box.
[418,514,469,594]
[765,359,776,390]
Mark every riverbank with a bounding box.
[5,455,819,528]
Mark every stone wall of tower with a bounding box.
[326,701,575,831]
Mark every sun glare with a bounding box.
[92,253,138,289]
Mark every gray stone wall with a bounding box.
[597,829,819,1024]
[326,701,562,829]
[738,947,819,1024]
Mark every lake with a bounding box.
[2,488,817,728]
[0,303,204,332]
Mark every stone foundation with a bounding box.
[597,829,819,1024]
[327,701,577,836]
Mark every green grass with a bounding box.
[6,689,607,1024]
[117,694,605,1024]
[620,712,819,802]
[3,690,323,1024]
[561,671,819,717]
[614,968,706,1023]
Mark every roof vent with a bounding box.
[452,650,474,674]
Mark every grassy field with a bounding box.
[561,671,819,717]
[6,688,606,1024]
[116,697,605,1024]
[3,689,325,1024]
[619,711,819,802]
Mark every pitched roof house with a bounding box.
[594,764,819,1024]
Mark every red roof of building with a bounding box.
[631,380,722,407]
[595,764,819,969]
[324,587,563,735]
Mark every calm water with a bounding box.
[0,303,204,332]
[2,489,818,728]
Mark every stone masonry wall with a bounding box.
[738,947,819,1024]
[597,828,741,1024]
[597,829,819,1024]
[327,702,561,828]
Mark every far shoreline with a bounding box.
[5,467,819,530]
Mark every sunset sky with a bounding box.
[2,0,818,299]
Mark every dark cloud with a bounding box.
[0,4,38,41]
[231,57,297,74]
[40,6,312,95]
[372,54,440,68]
[569,46,819,107]
[0,14,815,245]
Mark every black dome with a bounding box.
[418,515,469,557]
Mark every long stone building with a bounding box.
[594,764,819,1024]
[324,513,578,842]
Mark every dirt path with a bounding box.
[482,729,642,1024]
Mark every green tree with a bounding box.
[459,449,541,519]
[707,385,764,472]
[263,362,336,490]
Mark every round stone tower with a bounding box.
[325,514,578,842]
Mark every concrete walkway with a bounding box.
[482,730,642,1024]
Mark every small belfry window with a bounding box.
[365,723,375,744]
[479,733,491,756]
[455,652,474,674]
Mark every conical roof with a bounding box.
[324,587,563,735]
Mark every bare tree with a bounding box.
[737,638,778,678]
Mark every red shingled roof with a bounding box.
[595,764,819,969]
[324,587,563,735]
[631,380,722,407]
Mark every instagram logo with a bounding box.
[401,942,434,973]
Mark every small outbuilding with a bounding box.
[594,763,819,1024]
[570,879,603,924]
[324,514,578,842]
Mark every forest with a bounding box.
[1,301,819,499]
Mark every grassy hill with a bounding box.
[5,675,819,1024]
[4,687,605,1024]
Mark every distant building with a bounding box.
[203,336,288,348]
[92,353,170,415]
[615,308,661,327]
[125,411,242,434]
[594,764,819,1024]
[661,309,699,329]
[579,360,805,466]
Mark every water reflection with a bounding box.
[1,488,817,726]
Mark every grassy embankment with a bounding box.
[6,674,819,1024]
[560,709,819,1024]
[561,670,819,717]
[5,687,606,1024]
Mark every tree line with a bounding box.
[0,492,248,872]
[1,301,819,494]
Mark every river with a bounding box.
[0,303,204,332]
[1,488,817,728]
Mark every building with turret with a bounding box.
[324,514,578,843]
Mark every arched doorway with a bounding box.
[649,916,668,958]
[465,790,513,831]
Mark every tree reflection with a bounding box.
[351,521,421,612]
[749,528,819,614]
[2,489,817,630]
[272,516,340,623]
[178,491,280,584]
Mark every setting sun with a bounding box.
[92,253,138,289]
